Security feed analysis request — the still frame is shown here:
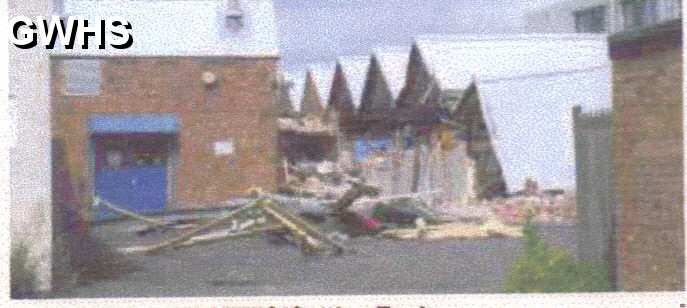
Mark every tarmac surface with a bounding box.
[53,220,576,298]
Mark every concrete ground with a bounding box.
[53,219,577,298]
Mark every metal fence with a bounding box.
[572,106,617,286]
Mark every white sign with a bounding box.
[214,139,234,156]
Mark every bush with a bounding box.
[11,243,38,299]
[505,218,612,293]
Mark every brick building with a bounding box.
[610,18,684,291]
[51,0,281,219]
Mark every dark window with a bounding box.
[224,0,244,32]
[621,0,659,29]
[574,6,607,33]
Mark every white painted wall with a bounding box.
[8,0,54,293]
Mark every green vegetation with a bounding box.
[505,218,612,293]
[11,243,37,299]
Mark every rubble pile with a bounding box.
[486,192,576,225]
[96,175,582,257]
[380,217,522,241]
[280,160,365,200]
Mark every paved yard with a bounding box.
[53,219,576,298]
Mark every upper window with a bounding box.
[663,0,683,21]
[621,0,659,29]
[574,6,607,33]
[224,0,245,32]
[63,59,101,96]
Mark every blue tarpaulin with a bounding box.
[89,114,180,134]
[355,138,392,161]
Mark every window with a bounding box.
[63,59,101,96]
[224,0,244,32]
[664,0,683,21]
[574,6,607,33]
[621,0,659,30]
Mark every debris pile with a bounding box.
[371,197,440,226]
[380,217,522,241]
[93,178,581,256]
[486,192,576,225]
[280,160,364,200]
[97,182,382,256]
[277,115,337,135]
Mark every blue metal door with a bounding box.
[93,134,171,221]
[95,166,167,220]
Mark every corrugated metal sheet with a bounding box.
[476,65,611,192]
[56,0,279,57]
[413,34,611,192]
[415,34,609,90]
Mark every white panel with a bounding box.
[214,139,235,156]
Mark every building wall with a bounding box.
[525,0,610,33]
[611,21,683,291]
[8,0,54,294]
[526,0,682,34]
[608,0,682,33]
[51,56,281,213]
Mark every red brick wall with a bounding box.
[51,56,281,213]
[612,27,684,290]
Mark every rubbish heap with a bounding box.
[94,164,559,257]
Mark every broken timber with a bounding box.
[117,197,351,256]
[259,200,349,255]
[330,182,380,213]
[94,196,170,229]
[174,224,284,248]
[136,200,262,255]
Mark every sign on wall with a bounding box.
[214,139,235,156]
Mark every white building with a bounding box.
[8,0,56,294]
[526,0,682,34]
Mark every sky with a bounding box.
[273,0,566,73]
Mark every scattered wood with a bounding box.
[94,196,170,229]
[259,200,348,254]
[330,182,380,213]
[174,224,284,249]
[380,220,522,241]
[136,200,263,255]
[115,196,355,256]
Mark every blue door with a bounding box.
[93,134,171,221]
[95,166,168,221]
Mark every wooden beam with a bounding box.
[174,224,284,249]
[94,196,169,229]
[259,200,349,254]
[138,200,263,255]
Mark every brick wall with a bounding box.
[51,56,281,213]
[611,21,684,291]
